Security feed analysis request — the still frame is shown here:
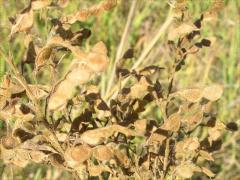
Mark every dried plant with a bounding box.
[0,0,237,179]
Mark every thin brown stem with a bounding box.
[0,48,43,121]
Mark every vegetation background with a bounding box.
[0,0,239,179]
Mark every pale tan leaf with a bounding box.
[80,125,141,146]
[203,84,223,101]
[34,46,53,73]
[61,0,117,24]
[64,144,92,168]
[199,150,214,161]
[175,162,201,178]
[10,8,34,36]
[31,0,51,10]
[161,113,181,132]
[87,41,109,72]
[88,165,112,176]
[93,145,114,161]
[201,167,215,177]
[168,23,198,40]
[114,149,130,168]
[178,88,203,102]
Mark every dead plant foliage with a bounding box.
[0,0,237,179]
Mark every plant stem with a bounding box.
[0,48,43,121]
[105,0,138,96]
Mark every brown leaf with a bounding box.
[87,41,109,72]
[34,46,53,73]
[168,23,198,40]
[64,144,92,168]
[203,84,223,101]
[114,149,130,168]
[1,136,19,149]
[93,145,113,161]
[201,167,215,177]
[10,8,34,36]
[31,0,51,10]
[61,0,117,24]
[177,88,203,102]
[199,150,214,161]
[175,162,201,178]
[161,113,181,132]
[88,164,112,176]
[80,125,141,146]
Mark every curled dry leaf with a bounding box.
[203,84,223,101]
[61,0,117,24]
[64,144,92,168]
[10,8,34,36]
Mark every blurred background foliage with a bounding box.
[0,0,239,179]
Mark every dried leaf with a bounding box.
[80,125,141,146]
[61,0,117,24]
[31,0,51,10]
[34,46,53,73]
[88,164,112,176]
[161,113,181,132]
[177,88,203,102]
[10,8,34,36]
[201,167,215,177]
[168,23,198,40]
[175,162,201,178]
[203,84,223,101]
[199,150,214,161]
[64,144,92,168]
[93,145,113,161]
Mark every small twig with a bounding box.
[161,138,170,180]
